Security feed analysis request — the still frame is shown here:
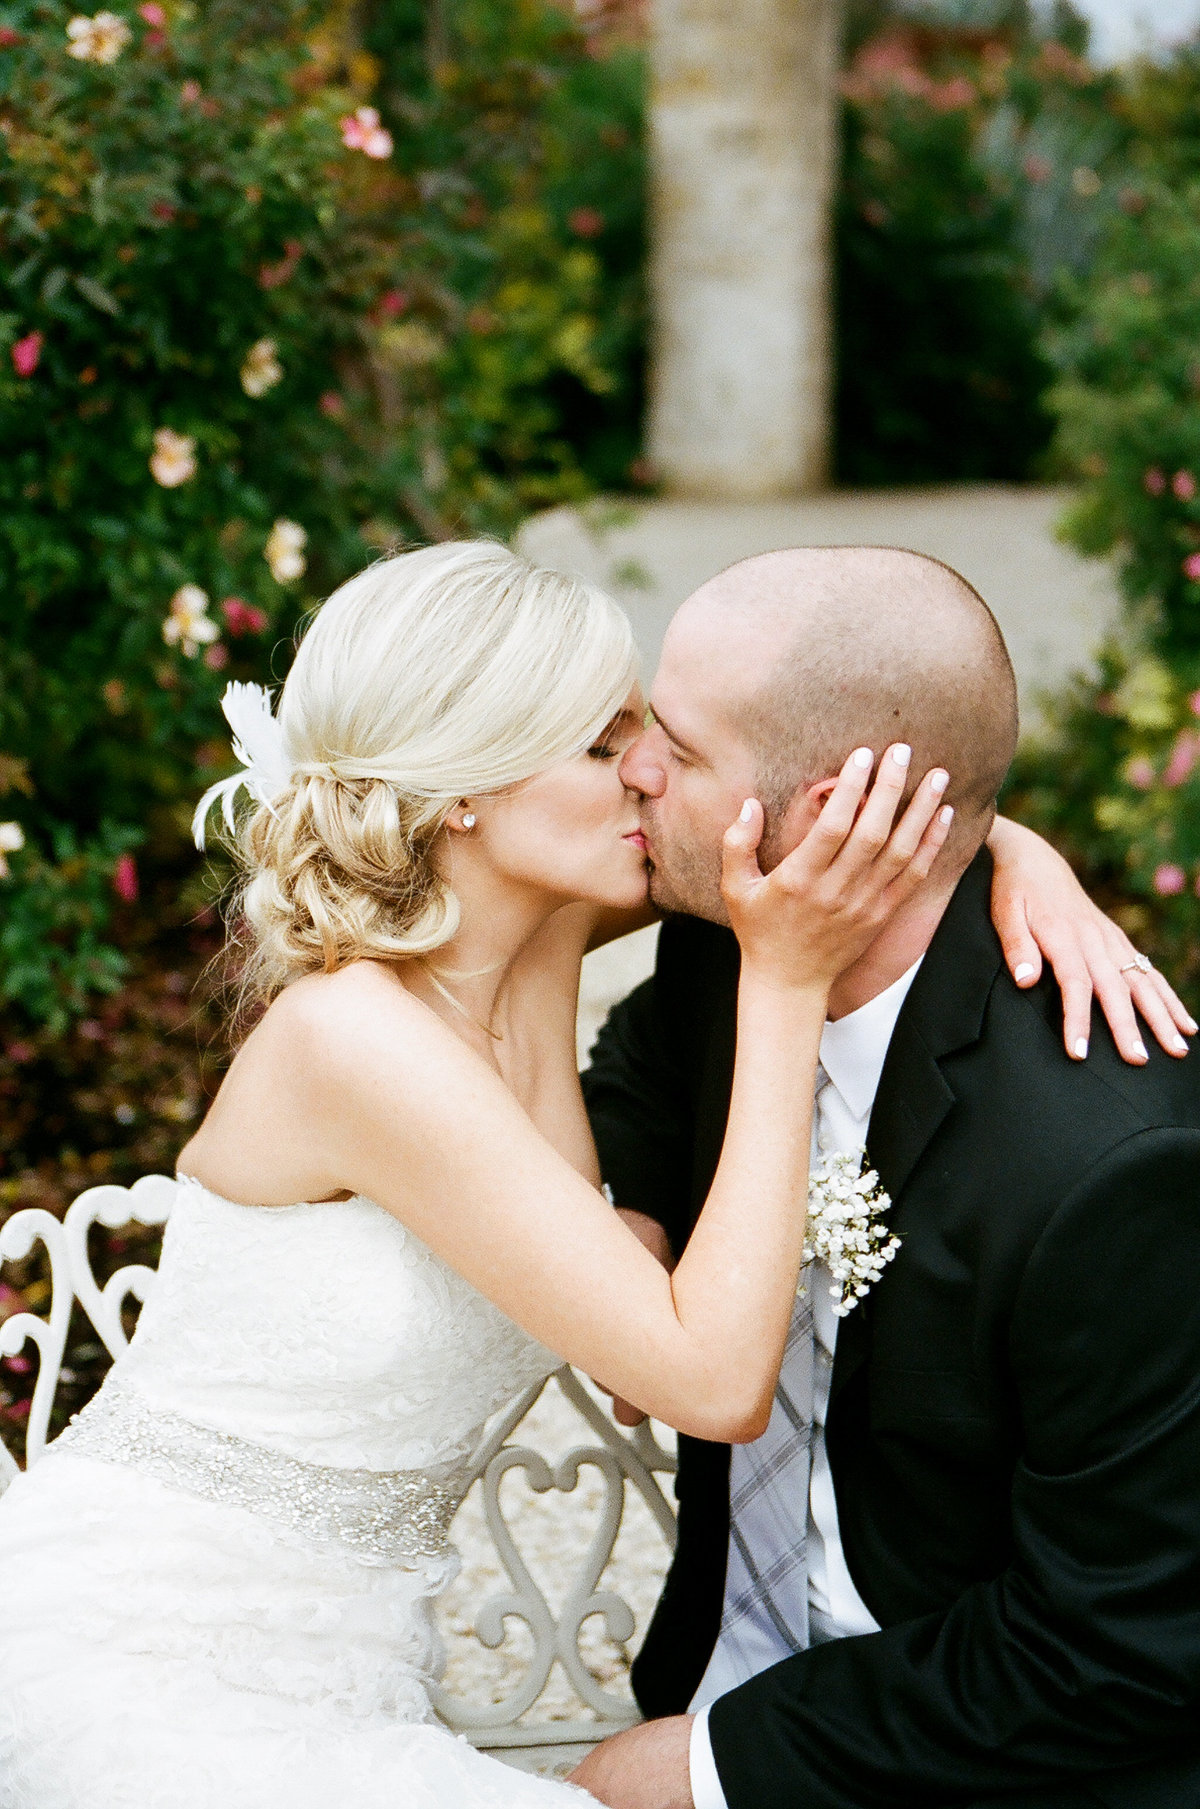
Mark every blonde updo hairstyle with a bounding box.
[234,541,637,1009]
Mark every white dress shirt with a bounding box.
[688,961,922,1809]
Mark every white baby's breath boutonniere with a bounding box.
[802,1149,900,1317]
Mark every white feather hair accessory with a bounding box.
[192,682,294,849]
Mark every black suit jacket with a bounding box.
[583,852,1200,1809]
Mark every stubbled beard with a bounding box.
[645,831,728,924]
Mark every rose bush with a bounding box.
[0,0,641,1037]
[1009,151,1200,1001]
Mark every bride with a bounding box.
[0,542,1180,1807]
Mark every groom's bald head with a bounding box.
[679,544,1016,837]
[631,546,1018,920]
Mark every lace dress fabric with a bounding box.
[0,1179,589,1808]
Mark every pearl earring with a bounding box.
[461,812,476,830]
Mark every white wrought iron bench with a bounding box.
[0,1174,678,1780]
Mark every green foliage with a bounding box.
[365,0,647,504]
[0,0,640,1033]
[1048,179,1200,656]
[1010,61,1200,1001]
[836,17,1124,483]
[0,822,141,1032]
[1116,44,1200,184]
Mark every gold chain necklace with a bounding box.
[417,959,503,1042]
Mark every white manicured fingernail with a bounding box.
[939,805,954,825]
[1133,1040,1149,1061]
[1013,963,1035,983]
[1185,1016,1198,1034]
[1073,1037,1088,1059]
[853,747,873,769]
[739,799,754,822]
[1171,1036,1187,1055]
[892,743,911,768]
[930,769,949,793]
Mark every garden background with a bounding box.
[5,0,1200,1444]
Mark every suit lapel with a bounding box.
[831,850,1004,1406]
[866,1017,956,1203]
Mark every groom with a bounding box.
[574,547,1200,1809]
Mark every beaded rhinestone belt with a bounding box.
[54,1379,461,1567]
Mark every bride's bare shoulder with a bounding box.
[180,962,474,1196]
[256,962,463,1080]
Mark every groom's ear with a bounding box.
[766,776,840,864]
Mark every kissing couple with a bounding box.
[0,542,1196,1809]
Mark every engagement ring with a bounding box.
[1119,954,1153,976]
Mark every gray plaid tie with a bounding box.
[715,1064,834,1663]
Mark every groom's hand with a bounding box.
[569,1717,694,1809]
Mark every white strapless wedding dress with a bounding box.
[0,1177,592,1808]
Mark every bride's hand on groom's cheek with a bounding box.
[568,1717,694,1808]
[988,816,1197,1063]
[722,746,954,993]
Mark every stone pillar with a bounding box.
[647,0,841,498]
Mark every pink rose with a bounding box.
[113,853,139,904]
[568,207,605,238]
[318,390,345,419]
[220,597,268,636]
[139,2,166,22]
[376,288,409,319]
[1153,863,1186,896]
[1173,470,1197,501]
[929,75,976,112]
[204,642,229,671]
[1162,732,1199,788]
[1184,553,1200,581]
[0,25,21,47]
[11,332,42,378]
[1189,690,1200,717]
[1144,466,1166,495]
[340,107,392,160]
[1126,756,1155,791]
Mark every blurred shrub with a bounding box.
[1009,114,1200,1000]
[836,14,1124,483]
[362,0,646,502]
[0,0,641,1035]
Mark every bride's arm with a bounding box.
[986,815,1196,1062]
[301,751,951,1444]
